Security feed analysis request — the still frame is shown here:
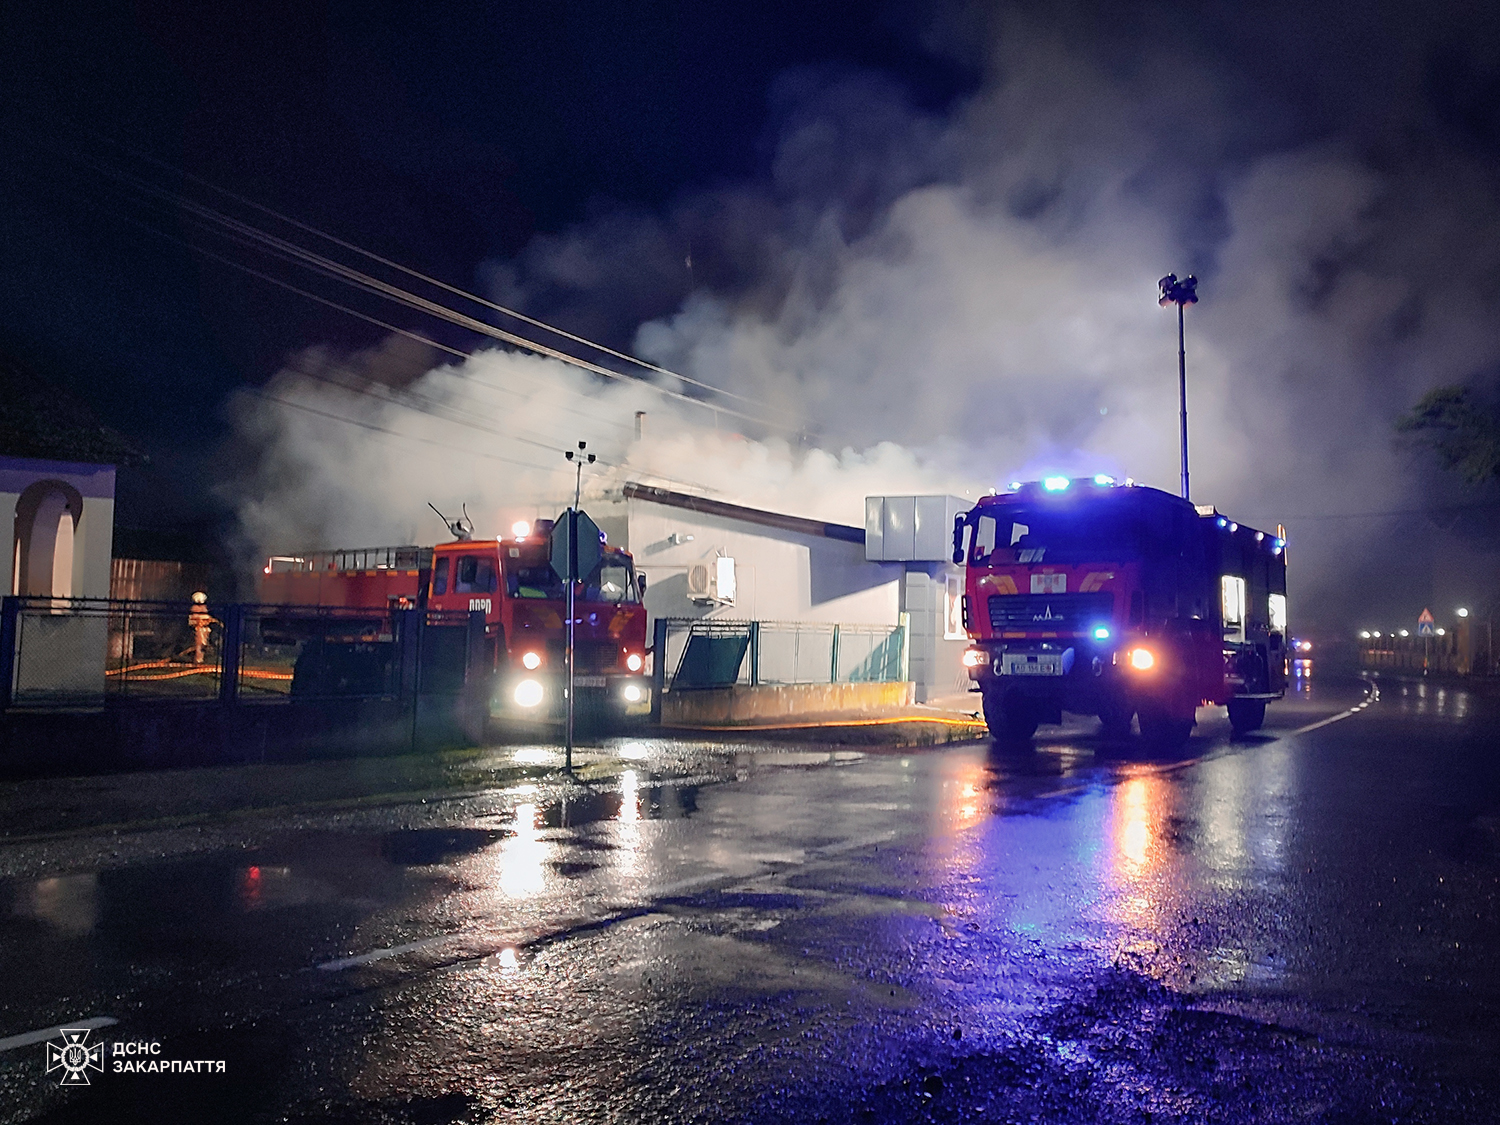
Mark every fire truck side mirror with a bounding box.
[637,573,648,596]
[952,514,967,565]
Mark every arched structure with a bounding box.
[13,479,84,598]
[0,457,115,602]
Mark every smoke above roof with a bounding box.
[227,3,1500,629]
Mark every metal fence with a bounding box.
[653,617,908,694]
[0,597,483,710]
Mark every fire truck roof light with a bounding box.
[512,521,532,539]
[1216,517,1228,528]
[1092,474,1116,486]
[1042,476,1071,492]
[1008,480,1022,491]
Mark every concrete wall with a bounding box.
[0,458,115,600]
[900,565,972,703]
[617,497,902,628]
[661,680,914,725]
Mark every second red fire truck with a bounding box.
[259,517,651,724]
[954,476,1288,746]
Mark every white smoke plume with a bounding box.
[228,6,1500,630]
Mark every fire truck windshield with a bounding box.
[585,558,638,604]
[969,505,1151,564]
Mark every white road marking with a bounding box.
[0,1016,117,1053]
[1291,683,1379,735]
[316,934,456,972]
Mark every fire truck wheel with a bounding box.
[982,688,1039,742]
[1138,705,1194,750]
[1227,698,1267,734]
[1097,698,1134,739]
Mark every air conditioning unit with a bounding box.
[687,557,736,606]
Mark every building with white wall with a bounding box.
[2,456,115,600]
[584,484,976,703]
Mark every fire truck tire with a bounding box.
[982,688,1039,741]
[1097,698,1134,739]
[1227,698,1267,734]
[1138,705,1194,750]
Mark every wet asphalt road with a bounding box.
[0,670,1497,1123]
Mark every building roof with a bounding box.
[622,482,865,544]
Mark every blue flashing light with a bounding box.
[1092,625,1111,640]
[1273,538,1285,548]
[1042,476,1071,492]
[1007,480,1022,491]
[1216,517,1228,528]
[1093,474,1116,486]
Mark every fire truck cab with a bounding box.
[954,477,1287,747]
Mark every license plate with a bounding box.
[573,675,607,687]
[1002,654,1062,676]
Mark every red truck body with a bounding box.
[955,478,1288,745]
[259,521,650,721]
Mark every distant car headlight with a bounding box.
[1127,647,1155,671]
[625,652,643,672]
[514,679,544,707]
[521,651,542,670]
[622,684,643,703]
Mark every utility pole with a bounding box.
[1158,273,1199,501]
[562,441,595,769]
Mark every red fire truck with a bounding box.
[953,476,1288,746]
[259,518,651,722]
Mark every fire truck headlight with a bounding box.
[622,684,643,703]
[1092,626,1111,640]
[625,652,643,672]
[521,651,542,670]
[512,520,532,539]
[962,649,990,668]
[514,679,544,708]
[1127,647,1155,671]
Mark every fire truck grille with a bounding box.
[547,639,622,672]
[988,592,1114,631]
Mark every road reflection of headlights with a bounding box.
[514,679,544,707]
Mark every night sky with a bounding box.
[0,1,968,447]
[4,0,1500,623]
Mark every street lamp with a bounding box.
[1158,273,1198,501]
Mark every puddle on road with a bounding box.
[0,772,703,939]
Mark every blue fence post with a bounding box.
[650,617,669,724]
[0,597,17,710]
[749,621,760,687]
[830,623,841,684]
[218,604,243,705]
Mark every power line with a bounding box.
[145,148,768,408]
[61,146,793,430]
[247,390,560,474]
